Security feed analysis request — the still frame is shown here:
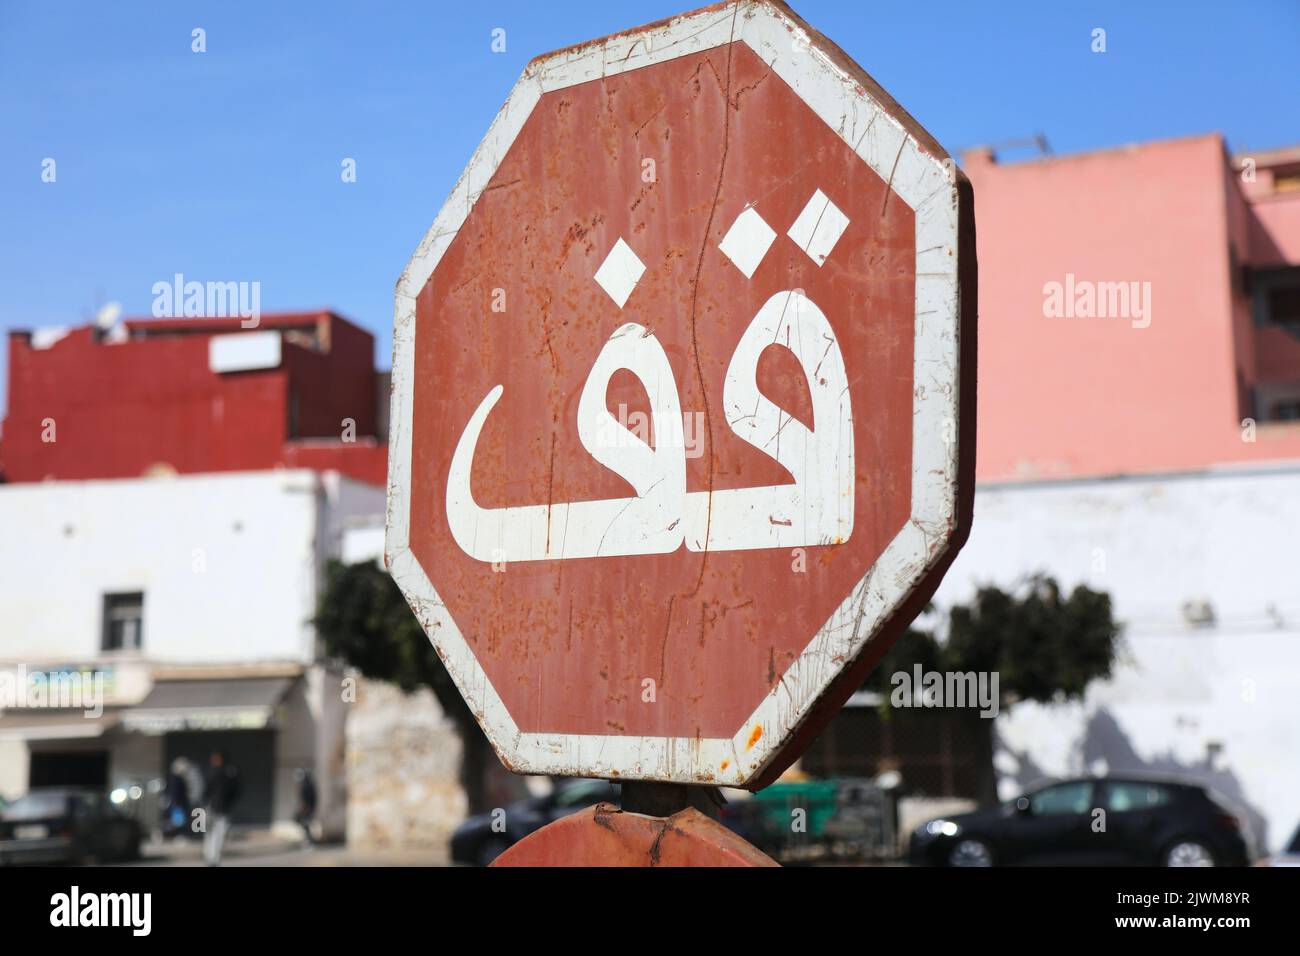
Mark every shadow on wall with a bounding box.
[998,734,1052,797]
[1078,708,1269,852]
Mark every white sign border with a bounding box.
[387,0,963,787]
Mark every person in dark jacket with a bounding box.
[202,750,241,865]
[294,768,317,845]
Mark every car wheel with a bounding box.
[948,838,994,867]
[476,837,511,867]
[1164,839,1215,867]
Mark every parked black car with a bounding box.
[0,788,143,865]
[909,776,1252,867]
[451,779,620,865]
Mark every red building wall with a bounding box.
[1,311,386,487]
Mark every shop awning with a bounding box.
[0,709,122,740]
[122,677,296,734]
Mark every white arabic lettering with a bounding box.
[446,290,853,562]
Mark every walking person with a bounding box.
[294,768,318,846]
[202,750,241,866]
[161,757,191,838]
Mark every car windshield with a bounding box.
[2,791,70,821]
[1104,781,1170,811]
[1028,781,1092,815]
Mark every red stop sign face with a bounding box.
[387,1,975,787]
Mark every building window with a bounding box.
[1252,266,1300,337]
[1249,266,1300,423]
[1272,399,1300,421]
[1265,284,1300,336]
[1275,168,1300,195]
[102,592,144,651]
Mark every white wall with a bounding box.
[0,469,385,666]
[340,522,385,567]
[932,463,1300,852]
[0,739,27,797]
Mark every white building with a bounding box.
[0,469,385,837]
[932,461,1300,853]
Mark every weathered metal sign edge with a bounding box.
[385,0,975,787]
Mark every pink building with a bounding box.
[919,136,1300,852]
[963,135,1300,481]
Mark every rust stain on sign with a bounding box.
[493,803,779,867]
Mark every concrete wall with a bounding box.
[0,469,384,667]
[343,678,467,851]
[0,739,26,797]
[933,463,1300,852]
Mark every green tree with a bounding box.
[866,575,1122,805]
[314,559,493,813]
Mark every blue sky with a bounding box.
[2,0,1297,412]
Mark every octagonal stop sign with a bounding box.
[386,0,976,790]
